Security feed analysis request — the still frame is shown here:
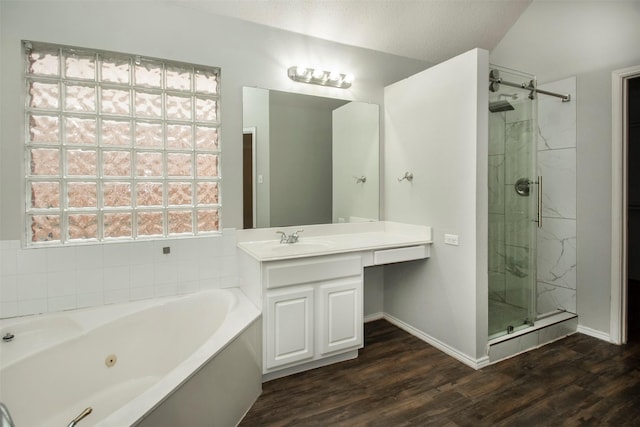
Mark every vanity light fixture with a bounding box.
[287,66,353,89]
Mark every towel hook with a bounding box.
[397,172,413,182]
[353,175,366,184]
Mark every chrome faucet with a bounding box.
[67,407,92,427]
[276,229,303,244]
[1,402,15,427]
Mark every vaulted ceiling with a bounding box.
[171,0,532,64]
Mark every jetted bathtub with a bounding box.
[0,288,261,426]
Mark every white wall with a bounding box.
[491,0,640,337]
[332,102,380,223]
[0,0,430,240]
[0,1,430,317]
[490,1,640,84]
[383,49,489,364]
[364,266,384,319]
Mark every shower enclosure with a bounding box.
[487,66,539,339]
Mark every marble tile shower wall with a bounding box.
[488,100,536,309]
[0,229,238,319]
[536,77,577,316]
[488,111,507,303]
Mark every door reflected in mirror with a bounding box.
[242,87,379,229]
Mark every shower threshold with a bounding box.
[487,311,578,364]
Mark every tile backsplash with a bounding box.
[0,229,238,318]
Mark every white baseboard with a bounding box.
[364,312,384,323]
[577,324,612,342]
[368,313,588,369]
[383,313,489,370]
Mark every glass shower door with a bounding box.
[488,66,538,339]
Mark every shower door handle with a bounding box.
[536,175,542,228]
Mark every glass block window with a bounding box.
[24,41,221,245]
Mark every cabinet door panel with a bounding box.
[266,287,314,370]
[318,279,363,355]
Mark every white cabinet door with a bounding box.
[318,279,363,355]
[265,286,314,370]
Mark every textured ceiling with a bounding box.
[171,0,532,64]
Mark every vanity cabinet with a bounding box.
[262,255,363,375]
[236,221,434,380]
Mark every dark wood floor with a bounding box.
[241,287,640,426]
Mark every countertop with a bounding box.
[236,221,432,262]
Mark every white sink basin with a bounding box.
[272,241,334,252]
[239,238,335,258]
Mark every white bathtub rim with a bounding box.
[0,288,261,427]
[97,288,260,427]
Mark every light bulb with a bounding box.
[288,66,352,89]
[328,71,341,81]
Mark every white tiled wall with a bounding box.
[0,229,238,319]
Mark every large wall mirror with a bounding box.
[242,87,379,229]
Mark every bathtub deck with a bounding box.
[240,318,640,426]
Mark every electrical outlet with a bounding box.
[444,234,459,246]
